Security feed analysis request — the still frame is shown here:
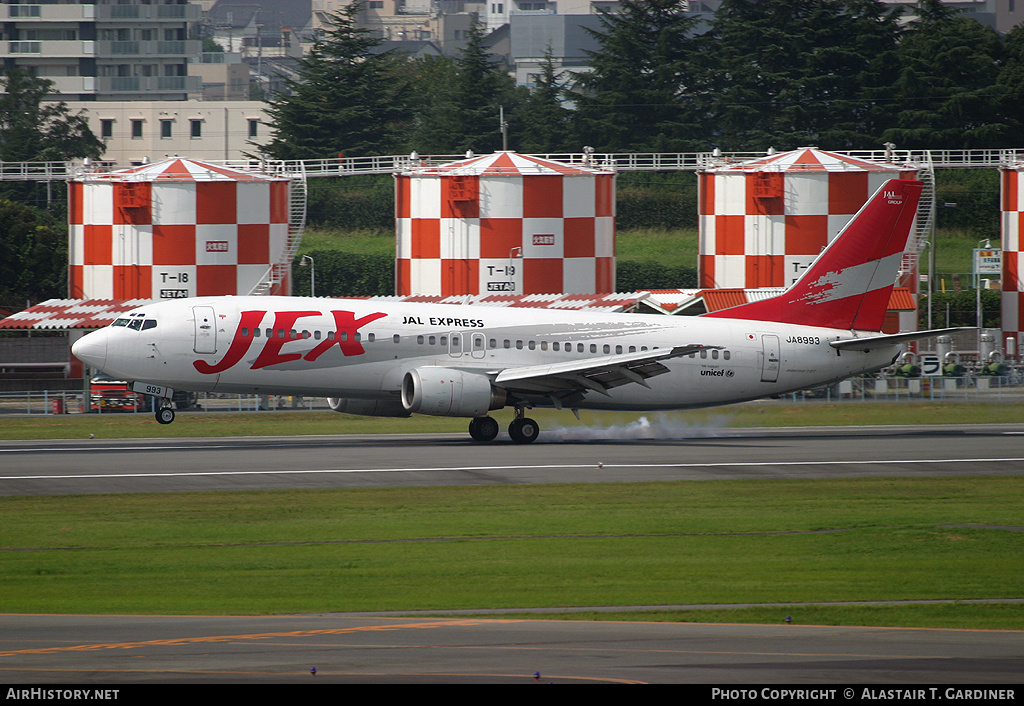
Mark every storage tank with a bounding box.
[68,158,293,299]
[698,147,918,290]
[999,167,1024,354]
[395,151,616,296]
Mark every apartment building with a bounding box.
[61,99,270,166]
[1,0,202,101]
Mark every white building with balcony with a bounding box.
[2,0,202,101]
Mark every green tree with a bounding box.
[994,23,1024,147]
[404,54,462,154]
[406,22,517,154]
[883,0,1010,149]
[0,68,104,163]
[0,199,68,305]
[261,3,411,159]
[510,48,574,153]
[572,0,705,152]
[706,0,903,151]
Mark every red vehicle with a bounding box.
[89,372,146,412]
[89,372,197,413]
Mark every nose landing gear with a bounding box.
[155,398,175,425]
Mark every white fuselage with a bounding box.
[75,295,899,412]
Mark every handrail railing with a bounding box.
[8,149,1024,182]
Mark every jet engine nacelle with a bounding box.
[327,397,410,418]
[401,367,506,417]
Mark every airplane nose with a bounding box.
[72,329,107,370]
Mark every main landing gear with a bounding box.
[468,407,539,444]
[155,397,175,425]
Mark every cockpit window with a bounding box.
[111,317,157,330]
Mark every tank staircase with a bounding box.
[249,161,308,296]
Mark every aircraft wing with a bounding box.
[491,344,717,404]
[829,327,973,352]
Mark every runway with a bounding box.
[1,422,1023,496]
[2,422,1023,684]
[2,613,1022,684]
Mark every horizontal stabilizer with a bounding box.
[829,327,973,353]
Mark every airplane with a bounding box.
[72,178,965,443]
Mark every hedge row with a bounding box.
[305,174,699,232]
[292,251,697,298]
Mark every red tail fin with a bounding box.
[703,179,922,331]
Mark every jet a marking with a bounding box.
[73,179,968,443]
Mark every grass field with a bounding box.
[299,226,981,279]
[2,403,1023,628]
[2,478,1022,626]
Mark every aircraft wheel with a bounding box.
[508,417,539,444]
[468,416,499,442]
[155,406,175,425]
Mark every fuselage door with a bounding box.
[448,331,464,358]
[471,333,486,359]
[193,306,217,354]
[760,334,780,383]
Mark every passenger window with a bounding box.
[603,345,610,354]
[724,351,731,360]
[429,335,436,345]
[393,334,401,344]
[712,350,719,359]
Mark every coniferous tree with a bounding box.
[261,3,410,160]
[510,48,574,153]
[406,22,516,154]
[449,21,516,153]
[572,0,705,152]
[706,0,903,151]
[883,0,1010,149]
[404,54,461,154]
[996,23,1024,147]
